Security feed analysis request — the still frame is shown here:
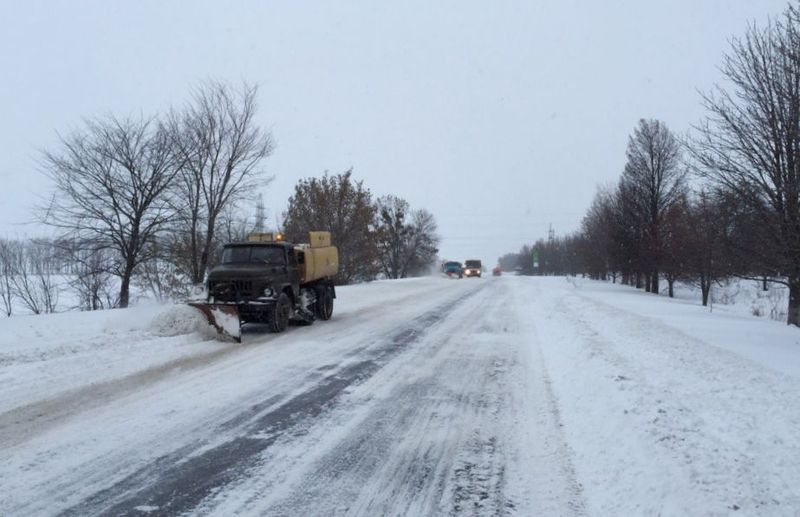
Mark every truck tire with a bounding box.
[315,286,334,320]
[269,293,291,333]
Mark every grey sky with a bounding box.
[0,0,788,265]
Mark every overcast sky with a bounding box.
[0,0,789,265]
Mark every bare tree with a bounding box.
[74,249,117,310]
[46,237,118,311]
[610,179,647,287]
[375,196,440,279]
[621,119,686,294]
[41,115,179,307]
[136,238,188,302]
[12,240,60,314]
[518,244,535,275]
[660,195,692,298]
[0,239,18,316]
[690,4,800,325]
[169,81,274,285]
[581,187,616,281]
[682,191,730,307]
[375,196,410,279]
[407,209,441,276]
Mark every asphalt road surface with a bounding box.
[1,277,583,516]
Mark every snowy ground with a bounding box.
[1,276,799,515]
[666,277,789,322]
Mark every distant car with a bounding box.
[443,261,463,278]
[492,266,502,276]
[463,259,482,278]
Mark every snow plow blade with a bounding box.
[188,302,242,343]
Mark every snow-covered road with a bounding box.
[2,276,800,516]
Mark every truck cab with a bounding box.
[209,242,300,303]
[463,259,482,278]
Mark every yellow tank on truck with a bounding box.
[295,231,339,284]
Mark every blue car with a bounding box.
[443,261,463,278]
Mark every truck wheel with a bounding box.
[315,287,334,320]
[269,293,291,333]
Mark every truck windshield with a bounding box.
[222,246,286,265]
[465,260,481,268]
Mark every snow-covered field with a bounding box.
[666,277,789,322]
[1,276,799,515]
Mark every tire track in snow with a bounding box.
[0,283,449,450]
[55,284,488,517]
[193,280,514,516]
[198,278,584,516]
[0,345,246,450]
[506,279,586,516]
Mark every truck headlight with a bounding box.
[263,287,274,297]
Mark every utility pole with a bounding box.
[545,224,554,276]
[253,194,266,233]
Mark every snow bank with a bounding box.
[670,278,789,322]
[149,304,210,337]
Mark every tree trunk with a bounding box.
[700,274,710,307]
[636,272,643,289]
[788,277,800,327]
[197,215,218,285]
[763,276,768,292]
[645,274,651,293]
[651,270,659,295]
[198,247,210,285]
[119,270,132,308]
[668,277,674,298]
[187,214,199,285]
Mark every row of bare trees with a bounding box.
[691,3,800,325]
[0,236,147,315]
[0,239,63,315]
[580,181,723,305]
[15,85,439,316]
[40,80,273,307]
[15,158,437,316]
[506,3,800,327]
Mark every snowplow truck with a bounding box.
[189,231,338,342]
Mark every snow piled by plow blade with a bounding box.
[186,303,242,342]
[150,305,210,337]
